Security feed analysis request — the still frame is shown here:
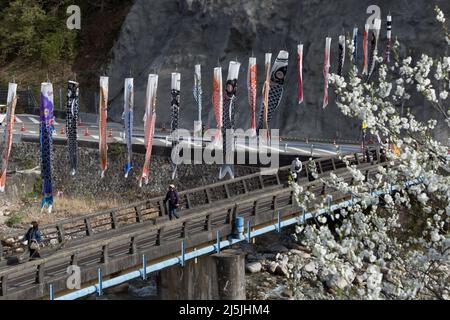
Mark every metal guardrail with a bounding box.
[0,148,384,299]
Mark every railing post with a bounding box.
[277,211,281,232]
[142,254,147,280]
[56,224,65,243]
[185,194,192,209]
[1,275,8,296]
[247,220,251,243]
[259,175,265,188]
[242,179,248,193]
[205,188,212,204]
[84,218,93,236]
[130,237,137,254]
[157,228,164,246]
[97,268,103,296]
[182,221,190,238]
[36,264,45,284]
[135,206,142,223]
[224,184,231,198]
[180,240,186,267]
[49,284,54,300]
[216,230,221,253]
[101,245,109,263]
[110,212,118,229]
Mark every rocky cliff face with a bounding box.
[104,0,449,141]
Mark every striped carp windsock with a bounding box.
[40,82,55,212]
[247,57,257,135]
[352,27,358,66]
[66,81,79,176]
[367,18,382,81]
[362,23,369,75]
[220,61,241,180]
[256,51,288,132]
[337,35,346,76]
[212,67,223,144]
[140,74,158,187]
[99,76,109,178]
[322,37,332,109]
[385,14,392,63]
[193,64,203,132]
[297,44,304,105]
[122,78,134,178]
[0,83,18,193]
[170,72,181,179]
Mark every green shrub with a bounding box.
[6,213,24,227]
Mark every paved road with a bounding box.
[1,114,362,157]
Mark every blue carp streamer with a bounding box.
[40,82,55,212]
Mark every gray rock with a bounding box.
[262,253,276,260]
[326,276,350,291]
[268,244,289,254]
[290,249,311,259]
[275,264,289,277]
[246,262,262,273]
[304,261,318,274]
[267,261,279,274]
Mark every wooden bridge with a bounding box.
[0,148,386,300]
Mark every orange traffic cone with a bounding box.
[108,128,113,138]
[60,126,65,135]
[84,127,90,136]
[20,123,26,132]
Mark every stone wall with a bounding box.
[1,142,256,203]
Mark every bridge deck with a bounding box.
[0,148,383,300]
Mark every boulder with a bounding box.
[268,244,289,253]
[267,261,279,274]
[326,276,351,291]
[304,261,318,275]
[275,265,289,277]
[290,249,311,259]
[246,262,262,274]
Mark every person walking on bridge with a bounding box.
[164,184,180,220]
[23,221,42,260]
[290,157,303,183]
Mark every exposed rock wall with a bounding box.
[104,0,449,141]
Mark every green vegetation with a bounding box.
[109,142,125,158]
[0,0,77,66]
[32,176,42,195]
[19,158,37,170]
[5,213,24,227]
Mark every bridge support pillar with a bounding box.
[158,249,245,300]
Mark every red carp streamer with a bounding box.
[212,67,223,144]
[0,83,17,192]
[247,57,257,135]
[363,23,369,75]
[140,74,158,187]
[99,76,109,178]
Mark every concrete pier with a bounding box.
[158,249,245,300]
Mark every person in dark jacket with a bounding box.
[164,184,180,220]
[23,221,42,260]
